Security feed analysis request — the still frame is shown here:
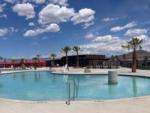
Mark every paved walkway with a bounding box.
[0,97,150,113]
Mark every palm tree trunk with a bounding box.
[132,77,137,96]
[52,57,55,67]
[53,58,55,67]
[66,53,68,65]
[76,52,79,67]
[132,48,137,72]
[66,53,69,70]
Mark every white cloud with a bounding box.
[0,3,6,13]
[138,35,150,51]
[10,27,18,33]
[38,4,95,29]
[0,14,7,18]
[24,23,60,37]
[81,33,150,55]
[0,27,17,37]
[28,22,35,26]
[136,35,148,40]
[49,0,68,6]
[38,4,75,24]
[102,17,118,22]
[34,0,68,5]
[45,23,60,32]
[41,36,48,40]
[80,35,126,55]
[93,35,121,43]
[110,21,137,32]
[0,3,7,19]
[124,29,150,51]
[124,28,148,37]
[24,30,39,37]
[0,28,8,37]
[33,0,45,4]
[85,33,95,39]
[4,0,68,5]
[4,0,15,4]
[126,35,150,51]
[83,21,94,29]
[71,8,95,28]
[13,3,35,19]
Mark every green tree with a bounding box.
[122,37,143,72]
[110,55,115,66]
[61,46,71,66]
[73,46,80,67]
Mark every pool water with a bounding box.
[0,71,149,101]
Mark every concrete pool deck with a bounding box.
[0,67,150,113]
[51,67,150,77]
[0,96,150,113]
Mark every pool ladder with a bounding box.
[66,79,79,105]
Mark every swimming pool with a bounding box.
[0,71,149,101]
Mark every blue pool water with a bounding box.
[0,71,149,101]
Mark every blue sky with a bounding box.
[0,0,150,58]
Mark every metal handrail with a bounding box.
[66,78,79,105]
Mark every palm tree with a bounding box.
[20,58,25,64]
[3,59,6,68]
[32,54,41,69]
[122,54,127,60]
[73,46,80,67]
[114,56,119,68]
[36,54,41,67]
[11,59,16,69]
[0,56,3,60]
[111,55,115,61]
[61,46,71,66]
[50,53,56,67]
[20,58,26,69]
[110,55,115,67]
[122,37,143,72]
[36,54,40,61]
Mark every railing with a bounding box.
[65,75,79,105]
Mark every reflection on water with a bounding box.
[0,72,149,101]
[21,72,26,81]
[12,74,17,80]
[34,72,41,82]
[132,77,137,97]
[65,75,145,101]
[11,72,45,82]
[65,75,80,103]
[0,83,3,88]
[108,85,118,97]
[51,74,56,83]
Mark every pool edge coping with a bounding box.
[0,69,149,103]
[0,95,150,104]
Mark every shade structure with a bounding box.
[0,59,47,68]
